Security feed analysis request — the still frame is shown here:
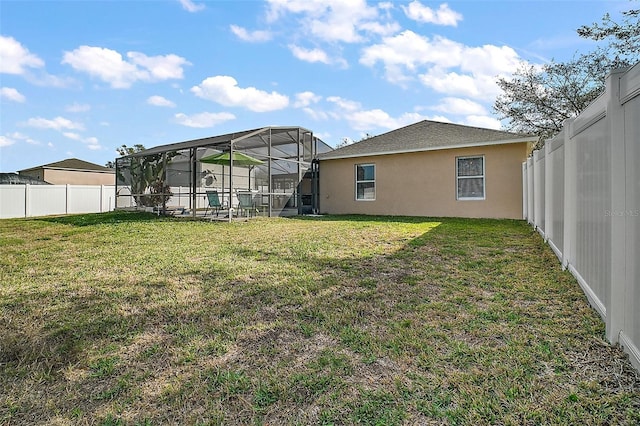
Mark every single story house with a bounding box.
[318,120,536,219]
[18,158,115,185]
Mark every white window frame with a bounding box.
[456,155,485,200]
[355,163,376,201]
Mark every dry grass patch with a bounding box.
[0,212,638,425]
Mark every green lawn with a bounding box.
[1,212,638,425]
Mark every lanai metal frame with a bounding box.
[115,126,332,221]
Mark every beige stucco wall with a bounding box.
[319,142,530,219]
[21,169,115,185]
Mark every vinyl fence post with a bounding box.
[24,183,30,218]
[532,150,540,231]
[66,184,70,215]
[606,68,627,344]
[562,118,576,271]
[522,162,527,220]
[544,140,553,243]
[527,157,534,224]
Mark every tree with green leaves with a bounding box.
[115,144,175,208]
[494,7,639,144]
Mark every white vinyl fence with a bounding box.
[523,64,640,372]
[0,184,198,219]
[0,184,116,219]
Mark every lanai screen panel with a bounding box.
[115,126,330,217]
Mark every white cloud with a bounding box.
[62,46,189,89]
[360,31,461,73]
[294,91,322,108]
[63,132,82,141]
[3,132,41,146]
[326,96,431,131]
[178,0,205,12]
[147,95,176,107]
[174,112,236,128]
[127,52,188,80]
[0,87,26,103]
[84,136,102,150]
[402,1,463,26]
[302,107,329,120]
[429,97,499,129]
[419,69,500,99]
[346,109,432,131]
[266,0,331,23]
[266,0,396,43]
[326,96,360,112]
[464,115,502,129]
[358,20,401,37]
[432,97,487,116]
[361,30,524,97]
[191,76,289,112]
[62,46,140,88]
[66,103,91,112]
[288,45,348,67]
[230,25,273,42]
[63,132,103,150]
[0,135,15,147]
[289,45,330,64]
[313,131,331,141]
[0,36,44,74]
[459,44,522,76]
[23,116,84,131]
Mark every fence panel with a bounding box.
[546,133,565,258]
[67,185,105,214]
[573,114,611,314]
[0,185,27,218]
[29,185,68,217]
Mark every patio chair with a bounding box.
[237,192,257,217]
[204,190,223,217]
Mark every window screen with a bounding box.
[457,156,485,200]
[356,164,375,200]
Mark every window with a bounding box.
[457,156,485,200]
[355,164,375,200]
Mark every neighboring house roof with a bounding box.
[18,158,115,173]
[0,172,51,185]
[319,120,537,160]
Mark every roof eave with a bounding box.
[318,136,536,161]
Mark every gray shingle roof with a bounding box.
[319,120,536,160]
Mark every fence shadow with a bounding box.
[35,210,171,227]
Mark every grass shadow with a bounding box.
[34,210,175,227]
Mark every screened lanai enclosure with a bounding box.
[115,126,332,219]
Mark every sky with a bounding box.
[0,0,633,172]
